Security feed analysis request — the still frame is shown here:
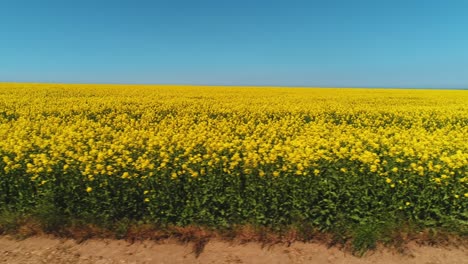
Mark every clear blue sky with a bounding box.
[1,0,468,88]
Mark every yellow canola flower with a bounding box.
[0,83,466,209]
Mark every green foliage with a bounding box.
[0,209,23,234]
[1,159,466,239]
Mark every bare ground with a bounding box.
[0,235,467,264]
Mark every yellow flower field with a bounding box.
[0,83,467,233]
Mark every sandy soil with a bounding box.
[0,235,466,264]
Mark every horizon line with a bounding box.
[1,81,467,91]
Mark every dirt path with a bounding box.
[0,235,466,264]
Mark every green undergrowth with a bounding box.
[1,167,467,255]
[0,207,465,256]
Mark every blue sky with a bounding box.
[1,0,467,88]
